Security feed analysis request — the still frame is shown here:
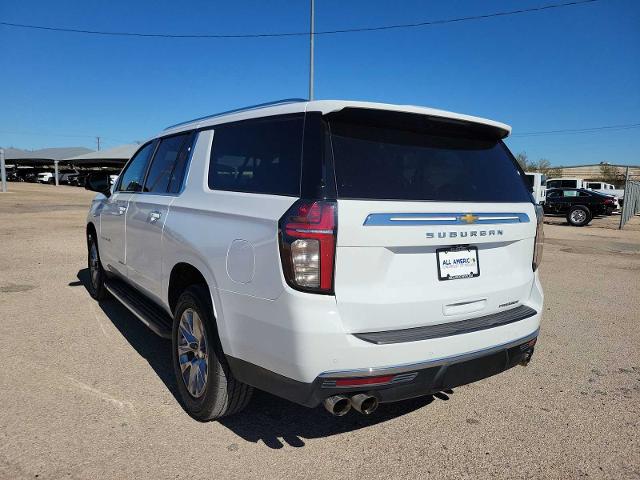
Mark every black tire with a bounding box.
[48,177,55,184]
[566,205,591,227]
[87,232,107,300]
[172,284,253,421]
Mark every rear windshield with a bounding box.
[329,121,531,202]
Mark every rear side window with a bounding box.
[329,122,531,202]
[548,179,577,189]
[118,142,155,192]
[144,132,194,194]
[208,115,304,196]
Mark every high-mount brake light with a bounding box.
[279,200,337,294]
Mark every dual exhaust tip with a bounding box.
[323,393,379,416]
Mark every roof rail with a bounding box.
[164,98,308,130]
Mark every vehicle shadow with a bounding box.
[73,268,452,448]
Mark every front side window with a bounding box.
[208,115,304,196]
[547,190,560,198]
[118,142,155,192]
[563,190,579,197]
[143,132,194,194]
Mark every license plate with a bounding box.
[436,246,480,281]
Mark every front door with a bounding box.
[99,192,132,275]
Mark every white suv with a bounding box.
[85,99,544,420]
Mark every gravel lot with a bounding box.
[1,183,639,479]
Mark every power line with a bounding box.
[0,0,602,40]
[512,123,640,137]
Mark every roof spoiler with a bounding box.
[325,107,510,140]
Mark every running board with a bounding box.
[104,278,173,339]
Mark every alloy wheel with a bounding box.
[570,210,586,223]
[177,308,209,398]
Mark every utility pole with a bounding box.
[309,0,315,101]
[96,136,101,151]
[0,148,7,193]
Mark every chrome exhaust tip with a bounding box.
[519,349,534,367]
[351,393,379,415]
[323,395,352,416]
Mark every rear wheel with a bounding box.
[567,205,591,227]
[172,284,253,421]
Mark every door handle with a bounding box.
[149,211,162,223]
[117,206,127,215]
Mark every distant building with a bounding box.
[553,163,640,184]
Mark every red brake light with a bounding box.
[279,200,337,294]
[604,199,613,205]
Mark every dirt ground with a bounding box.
[1,183,639,479]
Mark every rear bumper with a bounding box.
[227,330,538,408]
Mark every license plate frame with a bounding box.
[436,246,480,281]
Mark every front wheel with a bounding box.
[172,285,253,421]
[567,206,591,227]
[87,233,107,300]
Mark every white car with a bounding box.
[36,172,55,184]
[85,99,543,420]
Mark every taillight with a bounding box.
[533,205,544,271]
[604,199,613,205]
[279,200,337,294]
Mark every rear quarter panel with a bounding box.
[160,130,297,354]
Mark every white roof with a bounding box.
[161,99,511,138]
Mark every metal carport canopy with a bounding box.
[3,147,94,168]
[64,144,138,168]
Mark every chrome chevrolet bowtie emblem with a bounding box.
[460,213,479,224]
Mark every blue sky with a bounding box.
[1,0,638,166]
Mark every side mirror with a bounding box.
[85,172,112,197]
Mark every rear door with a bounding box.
[327,112,537,333]
[125,132,195,298]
